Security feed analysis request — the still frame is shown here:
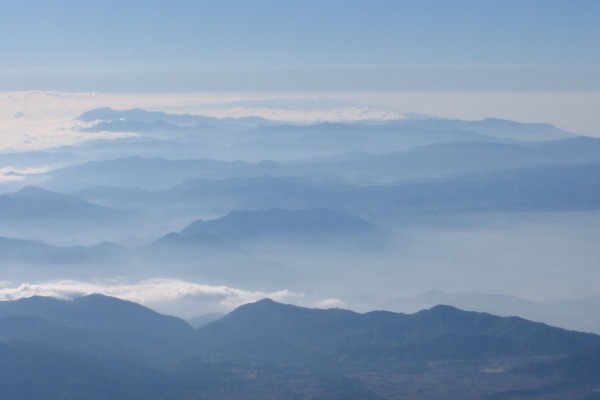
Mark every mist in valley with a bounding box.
[1,105,598,334]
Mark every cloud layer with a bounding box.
[0,278,304,310]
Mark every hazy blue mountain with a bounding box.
[0,150,79,169]
[0,237,132,274]
[79,106,270,129]
[75,108,576,164]
[393,117,575,141]
[179,208,379,242]
[229,120,498,160]
[145,232,306,289]
[187,313,225,329]
[301,137,600,182]
[0,186,122,220]
[0,236,57,263]
[73,185,154,208]
[75,108,489,162]
[170,175,345,207]
[50,137,210,161]
[79,108,573,143]
[384,163,600,212]
[36,156,287,191]
[70,176,349,222]
[0,186,139,245]
[143,208,387,291]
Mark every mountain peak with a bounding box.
[0,294,192,335]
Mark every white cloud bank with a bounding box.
[0,278,357,318]
[0,278,304,309]
[0,91,402,151]
[2,90,596,152]
[0,166,51,182]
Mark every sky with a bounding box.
[1,0,598,92]
[0,1,599,141]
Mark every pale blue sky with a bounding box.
[0,0,598,92]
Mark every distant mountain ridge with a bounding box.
[0,186,121,220]
[180,208,378,240]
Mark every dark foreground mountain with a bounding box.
[1,296,599,399]
[0,342,175,400]
[0,294,192,335]
[195,299,599,363]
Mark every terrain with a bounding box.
[1,108,600,330]
[1,295,599,399]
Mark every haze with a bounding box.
[1,0,599,335]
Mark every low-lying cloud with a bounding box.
[0,278,304,310]
[0,166,51,182]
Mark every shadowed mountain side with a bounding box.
[195,299,600,364]
[0,342,175,400]
[390,291,600,335]
[0,295,196,368]
[2,296,600,398]
[0,316,193,367]
[554,344,600,382]
[0,294,192,335]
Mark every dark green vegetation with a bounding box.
[1,295,599,399]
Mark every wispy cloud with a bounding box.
[2,90,596,151]
[0,166,51,182]
[0,278,304,309]
[0,91,404,151]
[315,298,347,309]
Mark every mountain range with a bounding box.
[1,107,599,396]
[0,295,598,399]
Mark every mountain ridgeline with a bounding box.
[0,295,599,399]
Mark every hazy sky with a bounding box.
[1,0,598,92]
[0,1,598,139]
